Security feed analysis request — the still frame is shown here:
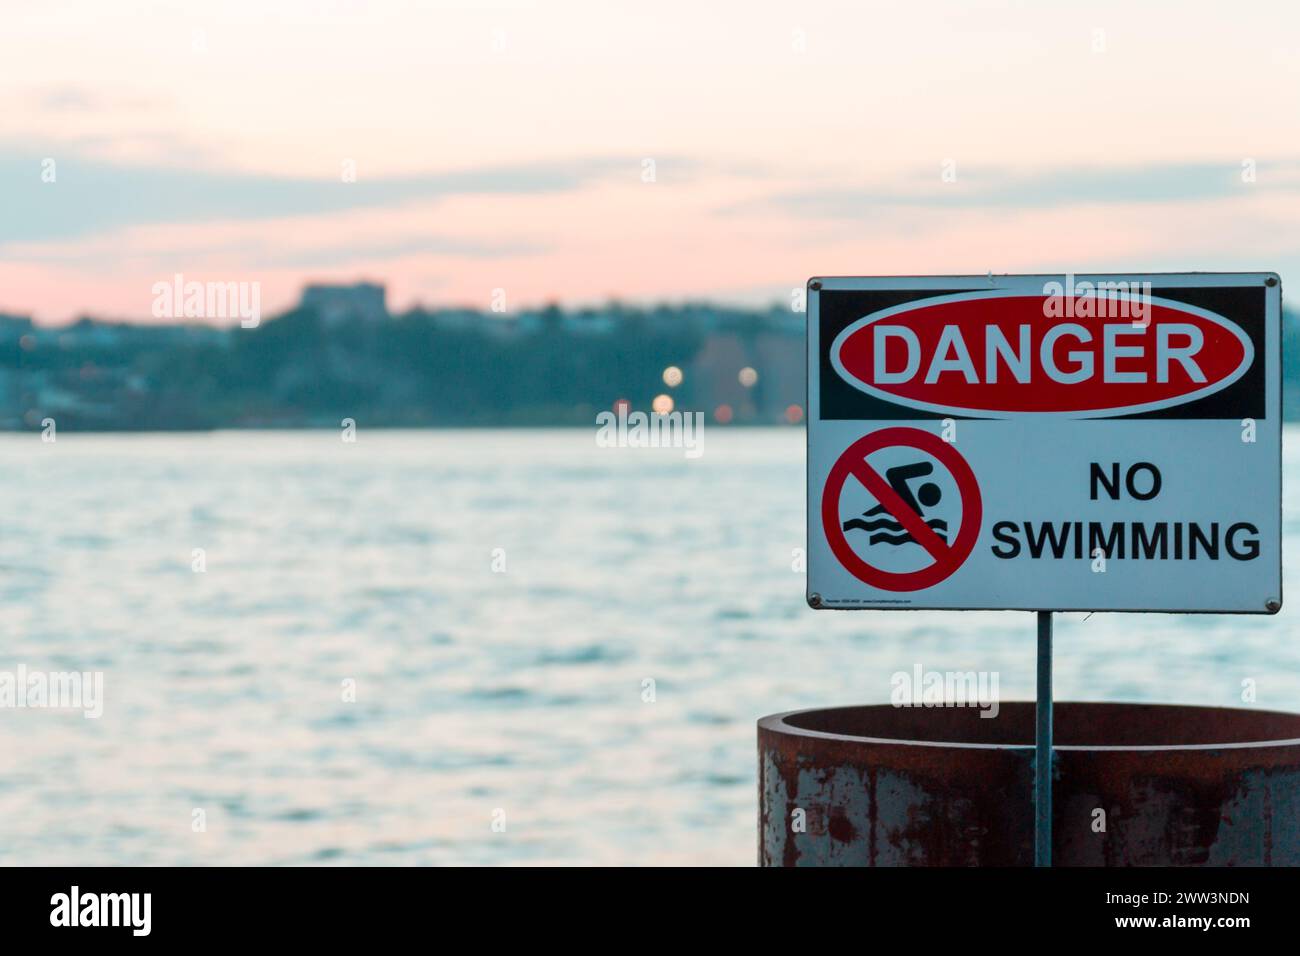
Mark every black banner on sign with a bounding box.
[818,285,1268,421]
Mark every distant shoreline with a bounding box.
[0,421,808,435]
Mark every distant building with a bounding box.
[429,308,485,332]
[0,313,34,339]
[692,333,754,419]
[691,331,804,423]
[561,310,616,335]
[63,317,124,348]
[300,282,388,325]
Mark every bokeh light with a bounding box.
[662,365,683,387]
[738,367,758,387]
[785,404,803,424]
[714,404,733,424]
[652,394,674,414]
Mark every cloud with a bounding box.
[29,85,163,114]
[261,235,548,269]
[35,86,100,112]
[4,231,548,270]
[0,149,639,244]
[749,160,1300,219]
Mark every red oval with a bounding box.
[833,293,1252,416]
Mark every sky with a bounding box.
[1,0,1298,324]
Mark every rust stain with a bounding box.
[827,809,856,843]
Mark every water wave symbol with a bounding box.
[842,516,948,546]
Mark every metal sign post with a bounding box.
[1035,611,1053,867]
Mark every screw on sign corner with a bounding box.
[1265,276,1279,287]
[1266,598,1281,613]
[809,280,822,291]
[808,592,823,608]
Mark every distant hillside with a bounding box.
[2,301,1297,430]
[0,301,804,430]
[1285,309,1300,419]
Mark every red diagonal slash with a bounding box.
[847,459,950,563]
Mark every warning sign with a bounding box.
[806,274,1283,613]
[822,427,982,592]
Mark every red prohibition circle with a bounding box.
[821,427,982,592]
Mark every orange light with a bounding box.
[714,404,733,424]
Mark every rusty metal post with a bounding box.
[1035,611,1052,867]
[759,702,1300,866]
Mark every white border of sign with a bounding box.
[806,273,1283,614]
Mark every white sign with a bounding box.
[806,274,1282,613]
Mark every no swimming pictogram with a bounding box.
[821,427,982,591]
